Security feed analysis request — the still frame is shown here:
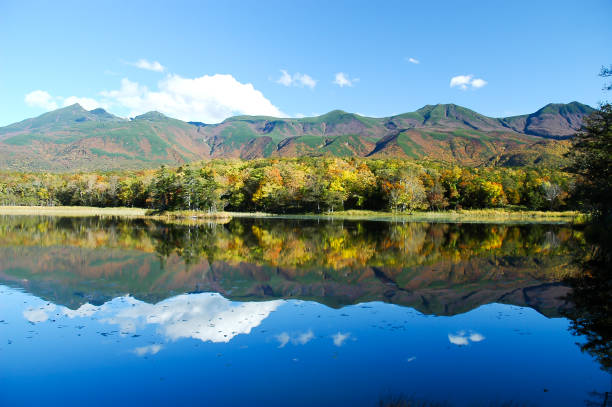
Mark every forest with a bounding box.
[0,157,577,213]
[2,100,610,216]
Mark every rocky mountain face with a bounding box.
[499,102,594,139]
[0,102,594,171]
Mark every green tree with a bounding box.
[564,224,612,373]
[199,168,224,211]
[150,165,181,211]
[601,64,612,91]
[568,103,612,218]
[181,166,204,210]
[303,165,327,212]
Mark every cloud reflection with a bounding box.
[448,330,486,346]
[23,304,56,323]
[134,344,163,356]
[22,293,282,346]
[275,329,314,348]
[448,334,469,346]
[469,332,485,342]
[276,332,291,348]
[332,332,350,347]
[105,294,282,343]
[296,330,314,345]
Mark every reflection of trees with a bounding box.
[0,216,581,274]
[0,216,585,315]
[564,224,612,373]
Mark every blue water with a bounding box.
[0,285,608,407]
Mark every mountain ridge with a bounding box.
[0,102,595,171]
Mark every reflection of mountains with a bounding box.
[0,216,582,316]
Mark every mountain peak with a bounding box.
[134,111,168,121]
[88,107,123,121]
[498,101,595,139]
[535,101,595,116]
[62,103,87,112]
[313,110,353,121]
[324,109,349,115]
[0,101,596,170]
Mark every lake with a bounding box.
[0,216,609,406]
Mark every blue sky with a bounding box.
[1,0,610,126]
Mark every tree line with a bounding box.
[0,157,579,213]
[2,98,609,215]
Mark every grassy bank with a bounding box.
[0,206,148,217]
[0,206,586,224]
[147,210,233,223]
[293,209,588,224]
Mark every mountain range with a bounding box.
[0,101,594,171]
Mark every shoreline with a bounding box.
[0,206,586,224]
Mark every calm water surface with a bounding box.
[0,216,609,406]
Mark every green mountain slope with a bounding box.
[500,101,594,139]
[0,102,595,170]
[0,105,211,171]
[391,103,508,131]
[0,104,125,135]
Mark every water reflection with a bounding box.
[563,223,612,374]
[0,215,610,406]
[1,284,608,407]
[23,292,281,345]
[276,330,315,348]
[0,216,581,316]
[447,330,485,346]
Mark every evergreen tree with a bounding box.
[568,103,612,218]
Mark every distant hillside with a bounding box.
[0,102,595,171]
[500,102,594,139]
[0,104,210,171]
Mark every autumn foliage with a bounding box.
[0,157,576,213]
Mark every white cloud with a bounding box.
[276,70,317,89]
[332,332,350,347]
[63,96,104,111]
[25,90,58,110]
[470,78,488,89]
[407,57,420,64]
[333,72,358,87]
[26,70,285,122]
[129,59,165,73]
[277,70,293,86]
[450,75,472,89]
[102,74,285,123]
[297,74,317,89]
[25,91,105,112]
[450,75,488,90]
